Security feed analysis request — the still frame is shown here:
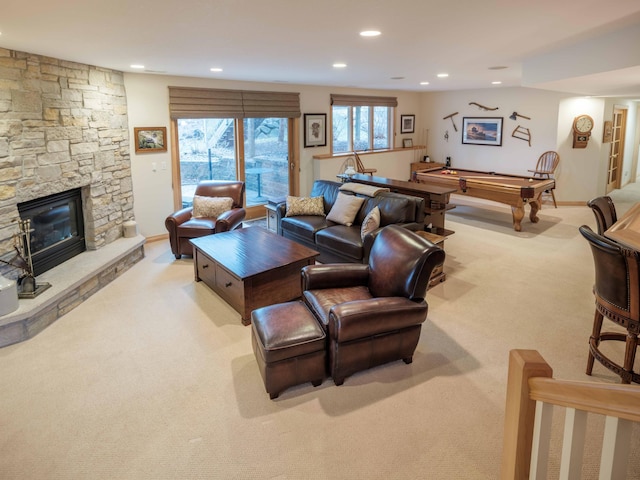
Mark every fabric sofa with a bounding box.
[276,180,425,264]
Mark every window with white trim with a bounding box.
[330,94,397,154]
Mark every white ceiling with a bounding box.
[2,0,640,96]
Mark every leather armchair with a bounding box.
[302,224,445,385]
[165,180,246,259]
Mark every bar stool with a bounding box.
[579,225,640,384]
[587,195,617,235]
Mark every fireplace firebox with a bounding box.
[17,189,86,276]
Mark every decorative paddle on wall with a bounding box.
[469,102,498,111]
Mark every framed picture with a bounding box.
[403,138,413,148]
[603,120,613,143]
[400,114,415,134]
[304,113,327,147]
[462,117,503,146]
[134,127,167,153]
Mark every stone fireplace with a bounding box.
[0,47,134,273]
[17,188,86,276]
[0,48,143,347]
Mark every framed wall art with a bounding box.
[400,114,415,134]
[134,127,167,153]
[603,120,613,143]
[462,117,503,146]
[403,138,413,148]
[304,113,327,147]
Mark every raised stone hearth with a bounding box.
[0,235,145,348]
[0,48,138,346]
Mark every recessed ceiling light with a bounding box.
[360,30,381,37]
[437,73,449,78]
[420,81,430,85]
[210,68,223,72]
[333,63,347,68]
[492,81,502,85]
[130,64,145,69]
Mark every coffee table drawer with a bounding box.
[195,250,216,286]
[215,263,244,309]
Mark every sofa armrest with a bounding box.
[328,297,428,342]
[215,207,246,232]
[275,201,287,235]
[302,264,370,290]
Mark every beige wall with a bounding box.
[124,73,424,238]
[124,73,640,238]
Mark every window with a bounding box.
[168,87,300,217]
[330,94,397,154]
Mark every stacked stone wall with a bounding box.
[0,48,133,258]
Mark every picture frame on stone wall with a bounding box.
[134,127,167,153]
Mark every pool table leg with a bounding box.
[529,200,541,224]
[511,206,524,232]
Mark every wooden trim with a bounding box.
[170,120,182,210]
[313,145,426,160]
[529,377,640,422]
[500,350,553,480]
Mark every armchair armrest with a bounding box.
[166,207,193,227]
[302,264,370,290]
[329,297,428,342]
[362,222,423,263]
[215,207,246,233]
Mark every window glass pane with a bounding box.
[243,118,289,207]
[332,106,349,153]
[177,118,236,207]
[353,106,369,151]
[373,106,390,149]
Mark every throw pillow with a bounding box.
[192,196,234,218]
[285,195,325,217]
[360,206,381,240]
[326,192,365,226]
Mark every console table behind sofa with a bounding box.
[344,174,457,236]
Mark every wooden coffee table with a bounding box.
[190,227,319,325]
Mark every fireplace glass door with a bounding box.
[17,188,86,276]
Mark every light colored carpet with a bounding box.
[1,188,640,479]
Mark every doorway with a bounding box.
[606,106,627,193]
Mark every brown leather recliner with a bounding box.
[301,224,445,385]
[165,180,246,259]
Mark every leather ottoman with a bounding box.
[251,301,326,399]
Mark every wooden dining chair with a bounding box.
[354,151,377,175]
[528,151,559,208]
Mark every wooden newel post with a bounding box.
[500,349,553,480]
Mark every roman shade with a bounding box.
[169,86,301,119]
[330,94,398,108]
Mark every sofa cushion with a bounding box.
[315,225,363,261]
[281,215,329,242]
[285,195,325,217]
[357,194,412,226]
[326,193,365,226]
[361,206,381,240]
[310,180,341,213]
[192,196,233,218]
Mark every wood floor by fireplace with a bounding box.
[17,188,86,276]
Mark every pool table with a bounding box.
[415,167,555,232]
